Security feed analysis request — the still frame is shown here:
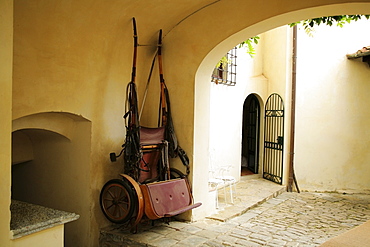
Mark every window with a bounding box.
[211,47,237,86]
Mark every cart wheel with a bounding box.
[170,168,186,179]
[100,179,135,224]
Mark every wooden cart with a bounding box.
[99,19,201,232]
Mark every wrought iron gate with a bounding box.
[263,93,284,184]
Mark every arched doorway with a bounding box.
[242,94,261,175]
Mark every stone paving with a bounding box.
[100,178,370,247]
[207,176,286,222]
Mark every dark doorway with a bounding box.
[242,94,260,175]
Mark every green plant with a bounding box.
[216,56,230,68]
[215,36,259,69]
[289,15,370,36]
[238,36,260,57]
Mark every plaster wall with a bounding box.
[295,19,370,192]
[263,27,290,99]
[0,0,13,246]
[4,0,370,246]
[12,131,33,164]
[209,47,257,181]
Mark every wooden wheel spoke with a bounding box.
[117,194,129,202]
[113,204,119,217]
[118,204,128,214]
[118,198,129,205]
[122,201,129,205]
[107,190,115,199]
[106,203,114,211]
[103,197,114,202]
[117,188,122,199]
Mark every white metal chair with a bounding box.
[208,178,223,209]
[215,165,237,204]
[208,170,227,209]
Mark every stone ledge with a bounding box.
[10,200,79,239]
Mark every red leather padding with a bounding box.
[140,126,165,145]
[140,179,201,220]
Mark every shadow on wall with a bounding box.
[11,112,91,247]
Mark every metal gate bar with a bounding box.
[263,93,284,184]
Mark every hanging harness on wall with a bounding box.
[110,19,190,178]
[155,29,190,175]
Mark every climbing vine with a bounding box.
[238,36,260,57]
[243,15,370,52]
[289,15,370,36]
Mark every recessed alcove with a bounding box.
[11,112,91,246]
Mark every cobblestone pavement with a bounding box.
[101,191,370,246]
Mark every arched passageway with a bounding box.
[192,3,370,219]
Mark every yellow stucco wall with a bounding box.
[2,1,370,246]
[0,0,12,246]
